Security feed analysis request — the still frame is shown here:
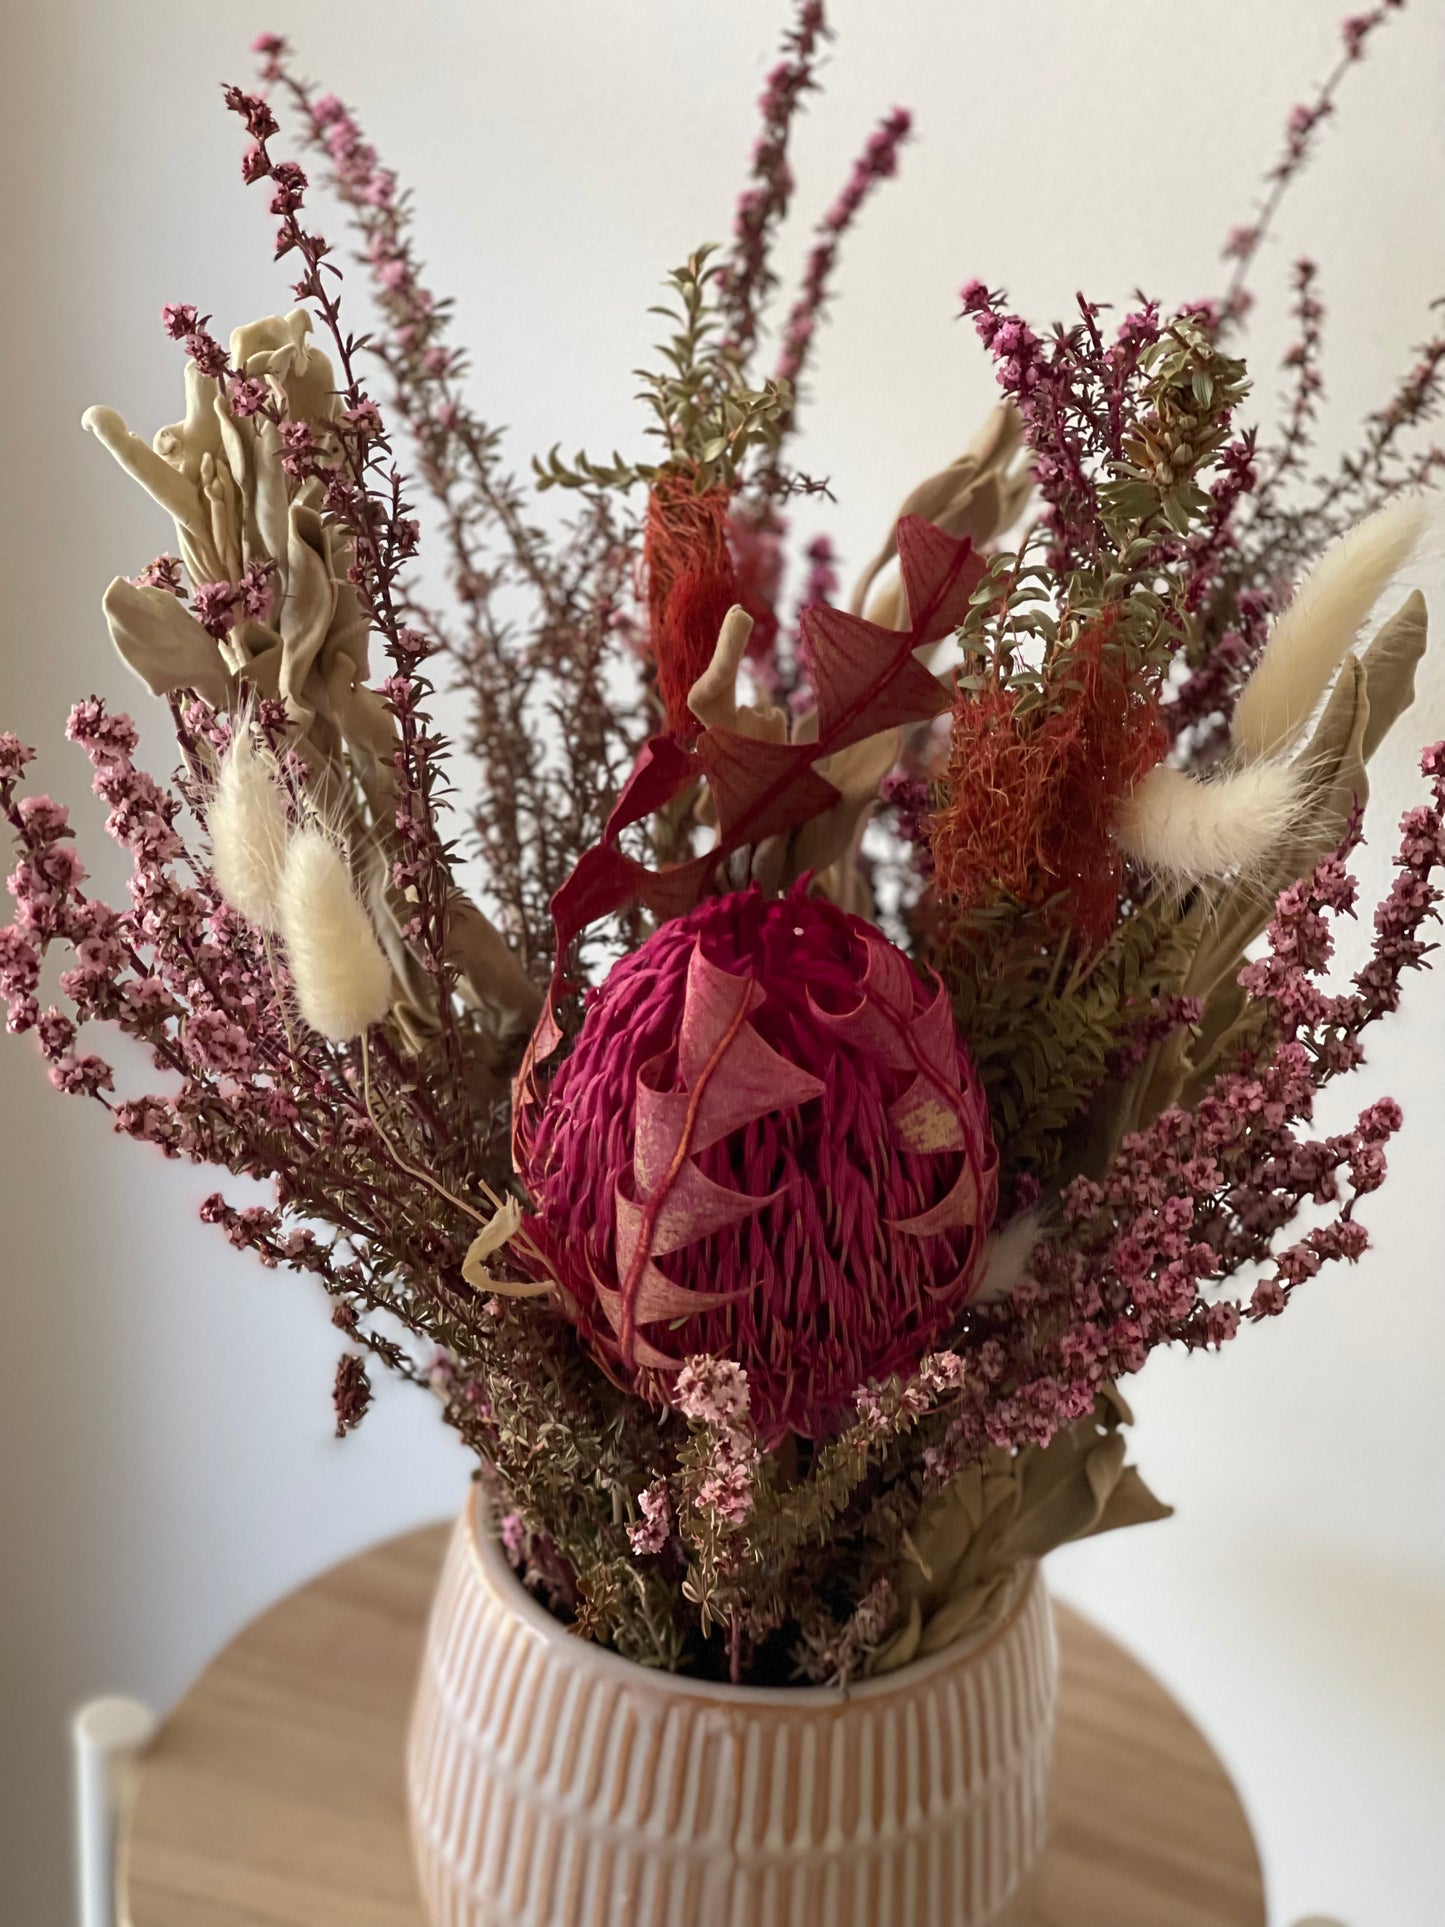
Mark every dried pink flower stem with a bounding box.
[0,713,487,1351]
[253,42,643,972]
[941,751,1445,1468]
[720,0,831,365]
[1219,2,1406,327]
[1254,258,1328,512]
[219,82,465,1077]
[773,106,912,416]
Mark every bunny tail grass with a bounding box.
[1232,495,1429,761]
[972,1207,1048,1306]
[277,829,393,1041]
[209,731,291,931]
[1116,760,1302,883]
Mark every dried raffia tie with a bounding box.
[359,1034,553,1297]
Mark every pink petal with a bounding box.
[912,980,958,1064]
[595,1267,741,1333]
[695,729,839,843]
[890,1157,981,1237]
[808,938,918,1068]
[617,1167,775,1262]
[896,514,988,644]
[677,947,764,1085]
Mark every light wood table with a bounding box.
[122,1524,1266,1927]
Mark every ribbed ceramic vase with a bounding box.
[406,1491,1058,1927]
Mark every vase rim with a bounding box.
[464,1482,1036,1707]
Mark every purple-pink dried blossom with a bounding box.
[332,1352,372,1435]
[132,554,187,597]
[229,374,269,417]
[160,303,200,340]
[627,1480,674,1556]
[674,1356,751,1426]
[190,581,239,638]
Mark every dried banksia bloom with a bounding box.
[1115,759,1301,884]
[645,470,740,740]
[1232,495,1428,761]
[932,611,1166,942]
[209,731,291,929]
[277,829,392,1040]
[518,884,998,1443]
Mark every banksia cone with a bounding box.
[519,885,998,1442]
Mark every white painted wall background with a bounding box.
[2,3,1442,1923]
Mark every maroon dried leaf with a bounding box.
[542,515,983,1005]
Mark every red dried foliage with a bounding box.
[645,472,741,739]
[541,514,983,978]
[932,613,1166,943]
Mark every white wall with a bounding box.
[2,3,1442,1923]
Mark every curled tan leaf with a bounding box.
[462,1198,551,1296]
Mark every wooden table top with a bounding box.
[122,1523,1266,1927]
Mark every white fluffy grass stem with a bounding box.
[209,731,291,931]
[1231,495,1428,761]
[277,829,394,1042]
[973,1207,1047,1306]
[278,832,554,1292]
[1116,760,1302,883]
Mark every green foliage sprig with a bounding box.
[535,248,794,495]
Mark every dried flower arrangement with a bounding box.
[4,0,1442,1686]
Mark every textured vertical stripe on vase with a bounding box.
[406,1496,1058,1927]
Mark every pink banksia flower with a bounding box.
[518,885,999,1443]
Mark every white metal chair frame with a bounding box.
[72,1697,155,1927]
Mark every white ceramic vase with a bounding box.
[406,1491,1058,1927]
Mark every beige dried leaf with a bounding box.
[99,577,233,707]
[444,895,546,1037]
[83,312,380,773]
[870,1597,923,1676]
[866,1395,1169,1673]
[1083,1464,1174,1538]
[82,405,208,538]
[1358,589,1429,763]
[850,402,1029,619]
[688,604,787,745]
[1007,1430,1126,1562]
[914,1575,1013,1658]
[789,727,902,883]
